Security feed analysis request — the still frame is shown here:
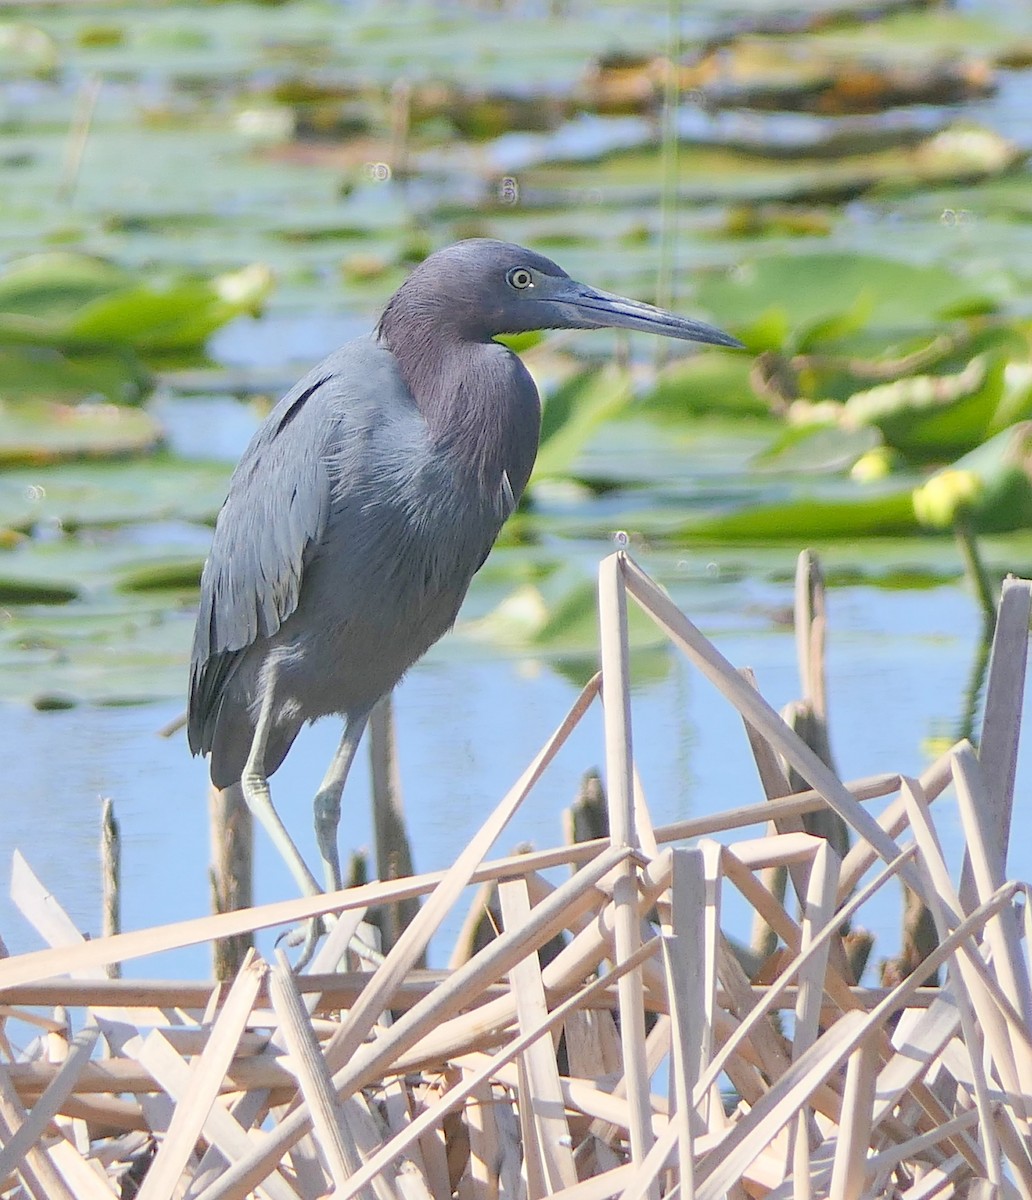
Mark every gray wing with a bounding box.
[187,338,386,756]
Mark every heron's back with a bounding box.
[189,336,521,787]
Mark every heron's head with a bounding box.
[377,239,742,350]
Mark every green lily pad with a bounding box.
[675,486,919,542]
[0,576,77,604]
[0,345,150,405]
[0,457,230,532]
[0,253,131,317]
[638,354,767,420]
[0,601,193,705]
[468,565,668,658]
[757,423,882,473]
[0,399,164,465]
[115,557,205,592]
[692,252,997,341]
[67,264,274,353]
[841,354,1007,461]
[0,254,274,357]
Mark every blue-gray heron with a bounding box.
[189,239,740,896]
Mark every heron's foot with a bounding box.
[276,912,385,973]
[277,916,323,970]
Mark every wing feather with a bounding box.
[187,360,344,755]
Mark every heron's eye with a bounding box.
[506,267,534,290]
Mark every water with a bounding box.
[2,558,1018,985]
[1,0,1031,987]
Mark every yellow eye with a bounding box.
[506,267,533,290]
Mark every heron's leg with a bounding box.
[313,709,372,892]
[240,674,322,898]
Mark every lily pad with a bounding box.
[0,576,78,604]
[0,457,230,532]
[115,557,205,592]
[0,345,150,405]
[757,423,883,473]
[67,264,274,353]
[0,601,193,705]
[0,400,164,465]
[0,254,274,357]
[692,252,998,341]
[840,354,1007,462]
[468,564,668,660]
[0,253,131,317]
[674,485,919,542]
[638,354,767,420]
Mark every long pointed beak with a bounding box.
[554,281,742,349]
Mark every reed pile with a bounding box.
[1,552,1030,1200]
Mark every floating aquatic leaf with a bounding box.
[0,576,78,604]
[0,457,230,532]
[0,345,150,405]
[793,293,875,354]
[685,38,997,115]
[638,354,766,420]
[675,487,918,541]
[0,600,192,705]
[0,400,163,465]
[0,254,274,359]
[692,252,997,340]
[469,564,666,657]
[757,423,882,473]
[0,253,130,317]
[841,354,1006,461]
[67,264,274,353]
[115,557,205,592]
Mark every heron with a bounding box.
[188,239,741,898]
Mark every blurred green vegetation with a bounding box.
[0,0,1030,703]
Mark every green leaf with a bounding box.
[0,255,273,357]
[793,292,875,354]
[469,566,666,656]
[676,488,918,541]
[0,253,130,318]
[843,354,1005,461]
[495,330,544,353]
[0,345,150,404]
[0,400,163,465]
[757,423,882,473]
[0,457,231,532]
[692,253,997,340]
[533,366,633,480]
[115,557,205,592]
[67,264,273,353]
[0,575,78,604]
[638,354,767,420]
